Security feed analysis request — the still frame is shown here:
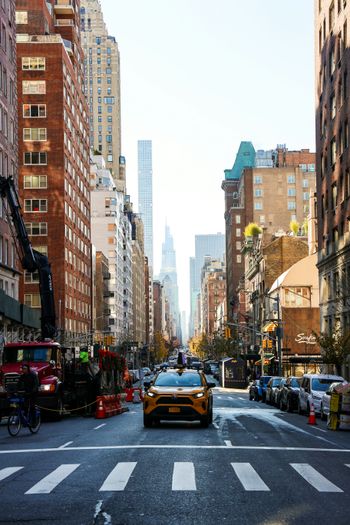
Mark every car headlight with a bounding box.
[147,391,156,397]
[193,392,205,398]
[39,384,56,392]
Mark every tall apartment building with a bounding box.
[16,0,92,345]
[0,2,41,342]
[222,142,316,323]
[159,224,180,341]
[90,154,132,343]
[80,0,122,186]
[315,0,350,334]
[200,257,226,338]
[189,233,225,337]
[138,140,154,269]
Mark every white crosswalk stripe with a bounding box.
[25,464,80,495]
[290,463,343,493]
[172,462,196,491]
[231,463,270,491]
[0,461,348,495]
[0,467,23,482]
[99,462,137,492]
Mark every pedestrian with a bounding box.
[17,364,39,423]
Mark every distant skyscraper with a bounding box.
[81,0,122,186]
[159,225,179,341]
[189,233,225,336]
[138,140,154,269]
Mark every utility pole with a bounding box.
[276,293,282,376]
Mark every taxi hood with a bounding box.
[150,386,204,395]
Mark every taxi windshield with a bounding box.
[154,372,202,387]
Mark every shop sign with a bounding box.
[295,333,317,345]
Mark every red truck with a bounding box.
[0,176,102,419]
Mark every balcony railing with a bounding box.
[17,34,62,44]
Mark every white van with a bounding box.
[298,373,345,415]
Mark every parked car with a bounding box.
[265,377,283,405]
[258,376,272,402]
[142,367,152,377]
[249,379,261,401]
[273,377,287,406]
[279,376,302,412]
[298,373,345,415]
[320,381,347,420]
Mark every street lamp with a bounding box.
[264,292,282,376]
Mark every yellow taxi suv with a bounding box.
[143,368,215,427]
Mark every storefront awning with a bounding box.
[262,322,277,333]
[255,353,275,366]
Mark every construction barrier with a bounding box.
[124,387,144,403]
[95,394,123,419]
[308,400,317,426]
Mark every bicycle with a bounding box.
[7,394,41,437]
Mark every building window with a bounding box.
[254,201,263,210]
[287,188,296,196]
[24,152,47,165]
[254,176,262,184]
[24,175,47,189]
[24,271,40,284]
[254,189,263,197]
[23,128,47,141]
[107,154,113,162]
[236,228,241,236]
[104,97,115,104]
[287,174,296,183]
[22,81,46,94]
[332,183,338,209]
[25,222,47,235]
[236,255,242,263]
[236,241,241,250]
[23,104,46,118]
[16,11,28,24]
[235,215,241,224]
[24,199,47,213]
[22,57,45,71]
[24,294,41,308]
[288,201,296,210]
[260,215,265,224]
[331,136,337,165]
[106,135,112,143]
[302,179,309,188]
[303,192,310,201]
[331,92,336,118]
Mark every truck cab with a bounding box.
[0,340,63,417]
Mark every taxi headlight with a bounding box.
[193,392,205,398]
[147,391,156,397]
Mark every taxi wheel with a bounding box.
[143,414,153,427]
[200,415,209,428]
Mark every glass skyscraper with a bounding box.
[138,140,154,269]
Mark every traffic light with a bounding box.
[268,339,273,349]
[262,339,267,349]
[225,327,231,339]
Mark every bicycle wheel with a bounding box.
[29,408,41,434]
[7,410,22,437]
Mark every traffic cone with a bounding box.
[308,400,317,425]
[95,397,106,419]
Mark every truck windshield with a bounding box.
[3,347,52,364]
[154,372,202,387]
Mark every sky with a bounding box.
[100,0,315,316]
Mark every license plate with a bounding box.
[169,407,180,413]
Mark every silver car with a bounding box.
[320,381,346,420]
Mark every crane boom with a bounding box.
[0,175,57,339]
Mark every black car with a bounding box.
[278,376,301,412]
[265,377,283,405]
[274,377,287,406]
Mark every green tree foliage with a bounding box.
[314,329,350,375]
[244,222,262,237]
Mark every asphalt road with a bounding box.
[0,386,350,525]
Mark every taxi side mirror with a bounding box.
[207,382,216,389]
[143,380,152,390]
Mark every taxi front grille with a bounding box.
[156,396,193,405]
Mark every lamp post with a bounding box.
[264,292,282,376]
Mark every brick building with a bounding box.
[222,142,316,324]
[315,1,350,335]
[16,0,92,345]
